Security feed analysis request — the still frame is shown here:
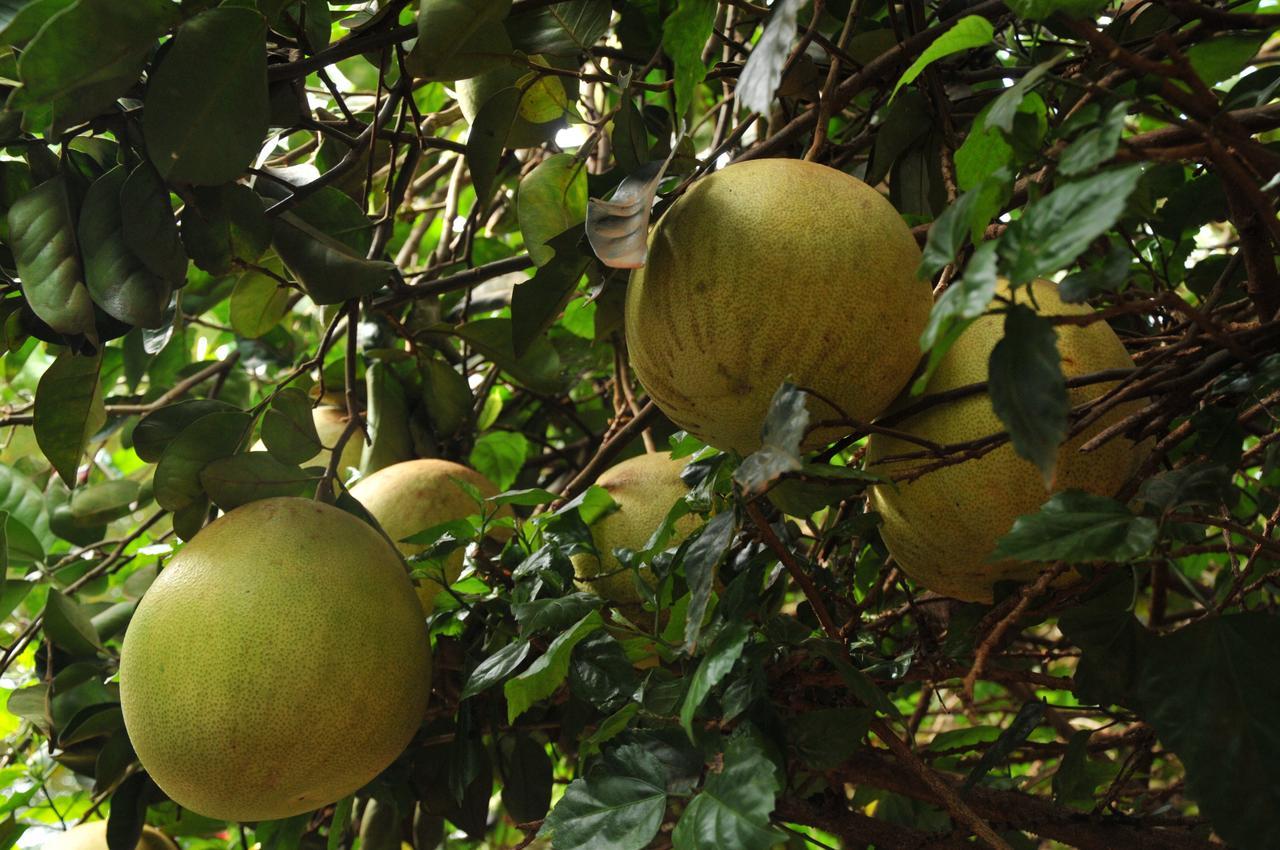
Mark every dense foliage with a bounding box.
[1,0,1279,848]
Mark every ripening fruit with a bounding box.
[349,459,512,613]
[866,279,1148,602]
[119,497,431,822]
[46,822,176,850]
[625,158,932,454]
[571,452,699,603]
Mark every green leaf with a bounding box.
[199,452,317,510]
[500,734,553,823]
[0,512,7,594]
[662,0,717,117]
[918,175,1010,280]
[1186,34,1266,88]
[1127,614,1280,850]
[68,479,139,525]
[672,731,784,850]
[984,53,1061,134]
[680,620,750,739]
[407,0,511,81]
[0,462,54,553]
[1053,729,1112,809]
[465,86,520,201]
[505,609,602,723]
[362,361,413,476]
[569,630,638,712]
[261,387,322,466]
[539,743,667,850]
[518,153,587,266]
[511,231,589,356]
[229,268,291,339]
[0,0,75,48]
[460,639,531,700]
[132,398,240,462]
[180,183,272,275]
[510,0,609,57]
[34,350,104,487]
[993,490,1158,563]
[43,589,103,656]
[734,383,808,497]
[453,318,564,393]
[963,700,1045,789]
[513,592,601,635]
[891,15,993,101]
[998,165,1144,285]
[8,176,95,338]
[470,431,529,492]
[272,211,396,304]
[682,511,736,653]
[417,355,473,438]
[144,7,270,186]
[153,411,252,511]
[79,165,172,328]
[1058,101,1129,177]
[327,794,353,850]
[988,305,1067,484]
[119,162,188,284]
[735,0,804,115]
[1003,0,1107,20]
[14,0,174,107]
[790,708,868,770]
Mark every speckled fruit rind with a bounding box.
[119,497,430,822]
[349,459,512,613]
[46,822,177,850]
[571,452,700,604]
[625,158,932,455]
[865,279,1148,603]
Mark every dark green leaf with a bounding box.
[1058,101,1129,177]
[662,0,717,117]
[499,735,553,823]
[1003,0,1107,20]
[671,730,784,850]
[34,350,104,487]
[0,0,75,48]
[153,411,252,510]
[229,269,290,339]
[145,7,269,186]
[68,480,139,525]
[570,630,638,712]
[539,743,667,850]
[682,510,735,653]
[734,383,808,497]
[511,231,589,356]
[119,162,188,284]
[509,0,610,56]
[505,610,602,722]
[984,53,1061,134]
[460,639,531,700]
[998,165,1144,284]
[735,0,804,115]
[453,318,564,393]
[180,183,272,275]
[8,176,95,338]
[992,490,1158,563]
[988,305,1067,483]
[963,700,1045,789]
[918,174,1010,280]
[362,361,413,476]
[79,166,172,328]
[790,708,868,770]
[465,86,519,201]
[272,212,396,304]
[199,452,317,510]
[513,591,601,635]
[518,153,587,266]
[44,589,103,656]
[680,619,750,739]
[407,0,511,81]
[132,398,240,462]
[261,387,322,466]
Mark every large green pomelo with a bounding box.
[865,279,1148,602]
[349,459,511,613]
[119,497,431,822]
[46,822,176,850]
[571,452,699,604]
[625,158,932,454]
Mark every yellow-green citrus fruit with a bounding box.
[625,158,932,454]
[571,452,699,603]
[866,279,1147,602]
[119,497,430,822]
[46,822,177,850]
[349,459,512,613]
[456,66,570,149]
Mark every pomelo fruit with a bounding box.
[625,158,932,454]
[119,497,430,822]
[349,459,512,613]
[46,822,176,850]
[571,452,699,604]
[865,279,1147,602]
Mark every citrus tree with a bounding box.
[1,1,1279,848]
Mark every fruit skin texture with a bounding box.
[625,158,932,454]
[571,452,699,604]
[46,822,177,850]
[119,497,430,822]
[349,459,512,613]
[865,279,1147,603]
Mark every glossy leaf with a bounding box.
[891,15,993,101]
[79,166,172,328]
[260,387,322,466]
[465,86,520,201]
[8,176,95,338]
[44,589,103,656]
[993,490,1158,563]
[671,731,783,850]
[453,318,564,393]
[229,269,290,339]
[180,183,272,275]
[988,305,1067,484]
[407,0,511,81]
[509,0,610,57]
[272,212,396,304]
[539,743,667,850]
[361,362,413,476]
[680,620,750,738]
[153,411,252,511]
[511,230,590,356]
[33,351,104,487]
[505,610,602,723]
[119,162,188,284]
[145,7,270,186]
[518,153,587,266]
[199,452,317,510]
[132,398,240,462]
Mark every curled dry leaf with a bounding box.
[585,152,676,270]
